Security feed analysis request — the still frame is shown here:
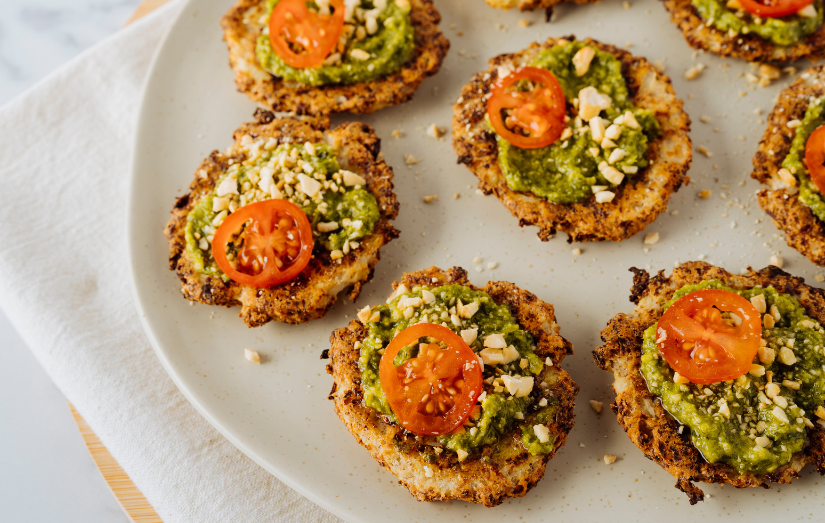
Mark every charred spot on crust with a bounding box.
[254,108,275,124]
[327,381,337,400]
[173,193,190,209]
[365,135,381,159]
[629,267,650,304]
[484,0,598,11]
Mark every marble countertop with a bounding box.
[0,0,143,104]
[0,1,145,521]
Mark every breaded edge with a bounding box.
[484,0,600,11]
[752,65,825,267]
[452,36,692,243]
[220,0,449,115]
[164,110,399,327]
[325,266,578,507]
[662,0,825,62]
[592,261,825,504]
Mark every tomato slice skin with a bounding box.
[212,199,313,288]
[656,289,762,385]
[379,323,484,436]
[269,0,345,69]
[487,66,567,150]
[805,125,825,193]
[738,0,813,18]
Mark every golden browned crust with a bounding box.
[164,110,399,327]
[663,0,825,62]
[593,261,825,504]
[452,36,692,243]
[220,0,449,115]
[752,65,825,266]
[484,0,599,11]
[326,266,578,506]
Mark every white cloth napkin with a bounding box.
[0,3,341,522]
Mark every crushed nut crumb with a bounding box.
[684,63,705,80]
[643,232,660,245]
[426,123,445,139]
[403,154,420,166]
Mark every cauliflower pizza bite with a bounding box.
[484,0,599,11]
[594,261,825,504]
[325,266,578,506]
[452,37,692,243]
[165,110,399,327]
[752,65,825,266]
[220,0,449,115]
[663,0,825,62]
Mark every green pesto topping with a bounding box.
[359,284,558,457]
[495,40,660,205]
[519,405,558,455]
[256,0,414,87]
[641,280,825,475]
[692,0,822,46]
[782,95,825,221]
[184,139,379,280]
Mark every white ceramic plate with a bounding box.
[129,0,825,520]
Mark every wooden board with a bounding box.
[127,0,174,25]
[70,6,173,521]
[71,405,163,523]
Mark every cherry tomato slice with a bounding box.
[212,199,313,288]
[738,0,813,18]
[379,323,484,436]
[487,66,567,149]
[805,125,825,193]
[656,289,762,385]
[269,0,345,69]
